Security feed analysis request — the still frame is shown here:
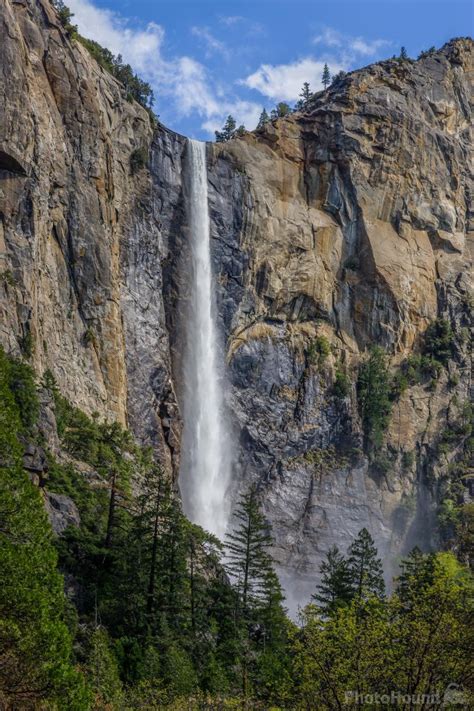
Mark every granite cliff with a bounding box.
[1,0,472,603]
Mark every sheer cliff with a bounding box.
[1,0,472,603]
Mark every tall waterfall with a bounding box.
[179,139,232,540]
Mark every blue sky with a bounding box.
[67,0,473,139]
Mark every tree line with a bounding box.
[0,345,472,708]
[215,45,422,142]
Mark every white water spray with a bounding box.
[179,139,232,540]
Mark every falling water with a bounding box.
[179,139,232,541]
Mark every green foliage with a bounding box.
[2,344,471,708]
[77,37,154,110]
[270,102,292,119]
[312,545,353,615]
[399,46,409,60]
[307,335,331,366]
[294,550,473,709]
[331,70,347,84]
[82,627,124,708]
[256,108,270,130]
[423,317,455,365]
[0,348,88,708]
[401,449,415,470]
[130,147,148,175]
[225,487,290,699]
[0,269,16,287]
[321,62,331,88]
[215,115,245,142]
[0,346,38,433]
[418,46,436,59]
[19,329,34,359]
[357,346,392,451]
[333,368,351,398]
[347,528,385,601]
[295,81,313,110]
[52,0,78,36]
[83,326,97,347]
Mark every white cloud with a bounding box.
[242,57,347,101]
[67,0,260,135]
[313,27,391,57]
[68,0,164,71]
[191,26,229,59]
[219,15,245,27]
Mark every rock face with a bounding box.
[1,1,472,605]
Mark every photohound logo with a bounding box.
[443,683,467,706]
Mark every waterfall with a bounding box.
[179,139,232,541]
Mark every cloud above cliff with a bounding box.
[67,0,260,134]
[313,27,392,57]
[242,57,347,101]
[63,0,460,139]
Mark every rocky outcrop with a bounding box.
[1,0,472,605]
[201,40,472,602]
[0,0,178,475]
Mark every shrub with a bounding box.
[307,336,331,366]
[401,450,415,470]
[0,270,16,287]
[423,318,455,365]
[333,369,351,398]
[76,38,154,110]
[52,0,78,36]
[130,147,148,175]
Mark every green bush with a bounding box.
[333,368,351,398]
[130,147,148,175]
[77,36,154,110]
[423,318,455,365]
[307,336,331,366]
[401,450,415,470]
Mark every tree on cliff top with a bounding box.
[322,63,331,88]
[215,115,245,142]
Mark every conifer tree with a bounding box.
[312,545,353,615]
[396,547,436,610]
[347,528,385,601]
[225,487,275,696]
[270,102,291,120]
[225,486,273,617]
[295,82,312,110]
[357,346,392,451]
[215,115,237,142]
[0,348,88,708]
[400,46,408,60]
[322,63,331,88]
[257,108,270,129]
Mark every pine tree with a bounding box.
[225,487,274,696]
[331,70,347,84]
[396,547,436,610]
[400,46,408,60]
[312,545,353,615]
[215,115,237,142]
[322,63,331,88]
[270,102,291,120]
[257,108,270,129]
[295,82,312,110]
[357,346,392,451]
[225,487,273,616]
[0,348,88,708]
[347,528,385,601]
